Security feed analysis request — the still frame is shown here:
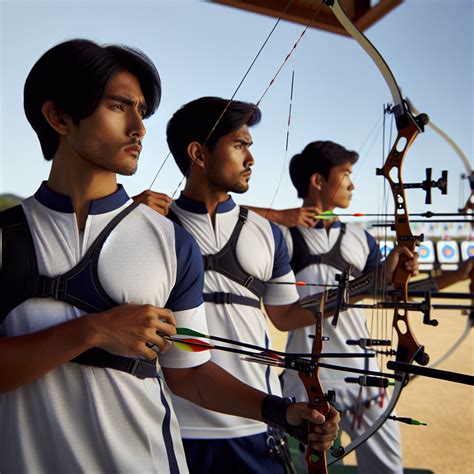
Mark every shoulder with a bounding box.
[342,223,371,244]
[245,208,281,239]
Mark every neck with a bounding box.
[48,149,117,230]
[183,179,230,220]
[303,196,336,231]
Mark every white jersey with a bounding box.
[0,182,210,474]
[169,194,299,439]
[280,221,382,401]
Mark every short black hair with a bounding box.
[166,96,261,175]
[24,38,161,160]
[289,140,358,198]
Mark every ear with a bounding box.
[187,141,206,170]
[41,100,71,136]
[310,173,324,191]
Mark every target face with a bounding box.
[417,241,435,263]
[460,241,474,261]
[436,240,459,263]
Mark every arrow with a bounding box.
[169,328,372,359]
[314,210,473,220]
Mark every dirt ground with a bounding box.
[269,281,473,473]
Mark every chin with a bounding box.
[117,164,138,176]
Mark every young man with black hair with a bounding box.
[163,97,340,474]
[0,41,338,473]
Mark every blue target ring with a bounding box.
[441,245,455,259]
[418,245,430,259]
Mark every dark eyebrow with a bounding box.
[104,95,148,113]
[234,138,253,146]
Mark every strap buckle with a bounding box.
[41,276,65,301]
[203,255,215,271]
[126,359,142,377]
[243,276,254,288]
[214,292,232,304]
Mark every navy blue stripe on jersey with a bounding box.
[270,222,292,279]
[166,223,205,311]
[363,231,383,272]
[34,181,130,214]
[157,377,180,474]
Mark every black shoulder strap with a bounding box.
[289,223,361,277]
[34,202,140,313]
[289,226,311,275]
[202,206,266,299]
[0,205,39,322]
[0,202,157,379]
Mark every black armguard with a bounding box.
[261,395,308,444]
[407,275,439,293]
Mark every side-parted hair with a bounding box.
[166,96,261,175]
[289,140,359,198]
[24,38,161,160]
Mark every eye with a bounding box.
[111,103,125,112]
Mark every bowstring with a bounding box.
[147,0,296,194]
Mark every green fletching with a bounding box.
[315,210,338,220]
[389,415,427,426]
[176,327,207,337]
[411,419,427,426]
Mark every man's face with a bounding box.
[204,124,254,194]
[66,70,147,175]
[319,161,355,209]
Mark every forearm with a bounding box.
[0,315,96,393]
[265,301,326,331]
[163,361,266,421]
[0,303,176,394]
[432,271,462,291]
[242,206,277,223]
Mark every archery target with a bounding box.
[460,241,474,261]
[378,240,394,259]
[436,240,460,264]
[417,241,435,263]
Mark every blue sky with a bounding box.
[1,0,472,222]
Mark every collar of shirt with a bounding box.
[175,192,236,214]
[34,181,130,215]
[313,219,342,230]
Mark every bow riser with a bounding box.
[378,112,430,367]
[299,309,330,474]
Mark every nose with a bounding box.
[348,178,355,191]
[245,149,255,167]
[129,110,146,140]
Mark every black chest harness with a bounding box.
[168,206,264,309]
[289,223,362,278]
[0,203,157,378]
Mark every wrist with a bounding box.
[261,395,308,444]
[81,312,104,349]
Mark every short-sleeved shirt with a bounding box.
[280,221,382,401]
[170,194,299,439]
[0,182,210,474]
